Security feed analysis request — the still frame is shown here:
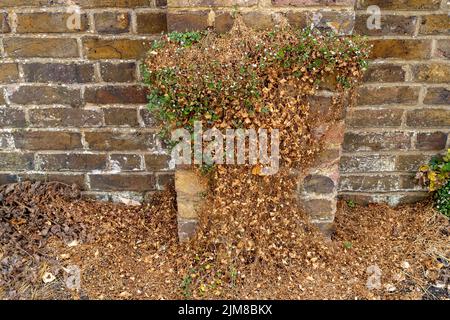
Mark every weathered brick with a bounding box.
[416,132,447,151]
[0,89,5,105]
[0,174,17,185]
[37,153,107,171]
[110,154,142,171]
[100,62,136,83]
[0,0,150,7]
[369,40,431,60]
[424,87,449,105]
[84,131,154,151]
[308,10,355,35]
[104,108,139,126]
[340,155,396,173]
[419,14,449,35]
[167,11,209,32]
[0,63,20,84]
[16,13,88,33]
[0,152,34,171]
[83,38,150,59]
[357,86,419,105]
[363,64,405,83]
[95,12,130,34]
[85,86,147,104]
[347,108,403,128]
[308,95,345,120]
[4,38,79,58]
[145,154,171,171]
[242,12,273,30]
[156,173,174,190]
[435,40,450,59]
[23,63,95,84]
[14,131,83,150]
[140,108,158,127]
[340,175,401,192]
[29,108,103,128]
[303,175,335,194]
[356,0,441,10]
[273,0,352,5]
[18,173,86,189]
[170,0,257,6]
[136,12,167,34]
[406,109,450,128]
[285,11,308,29]
[89,173,155,191]
[0,108,26,127]
[396,154,432,172]
[215,12,234,33]
[8,86,82,107]
[355,14,417,36]
[302,199,335,221]
[411,63,450,83]
[1,13,10,33]
[343,132,411,152]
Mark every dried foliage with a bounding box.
[144,18,369,167]
[0,183,448,300]
[142,18,372,297]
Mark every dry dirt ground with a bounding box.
[0,181,448,300]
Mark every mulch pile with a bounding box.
[0,181,448,300]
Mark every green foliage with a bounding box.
[417,149,450,217]
[168,31,204,47]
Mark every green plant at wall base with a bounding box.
[417,149,450,217]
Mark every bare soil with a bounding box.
[0,181,448,300]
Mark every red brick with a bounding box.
[242,12,273,30]
[0,174,17,185]
[37,153,107,171]
[89,173,155,191]
[84,131,154,151]
[340,175,401,192]
[416,132,447,151]
[14,131,83,150]
[170,0,257,6]
[156,173,174,190]
[214,12,234,33]
[396,154,433,172]
[29,108,103,128]
[85,86,147,104]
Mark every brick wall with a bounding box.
[0,0,449,205]
[340,0,450,206]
